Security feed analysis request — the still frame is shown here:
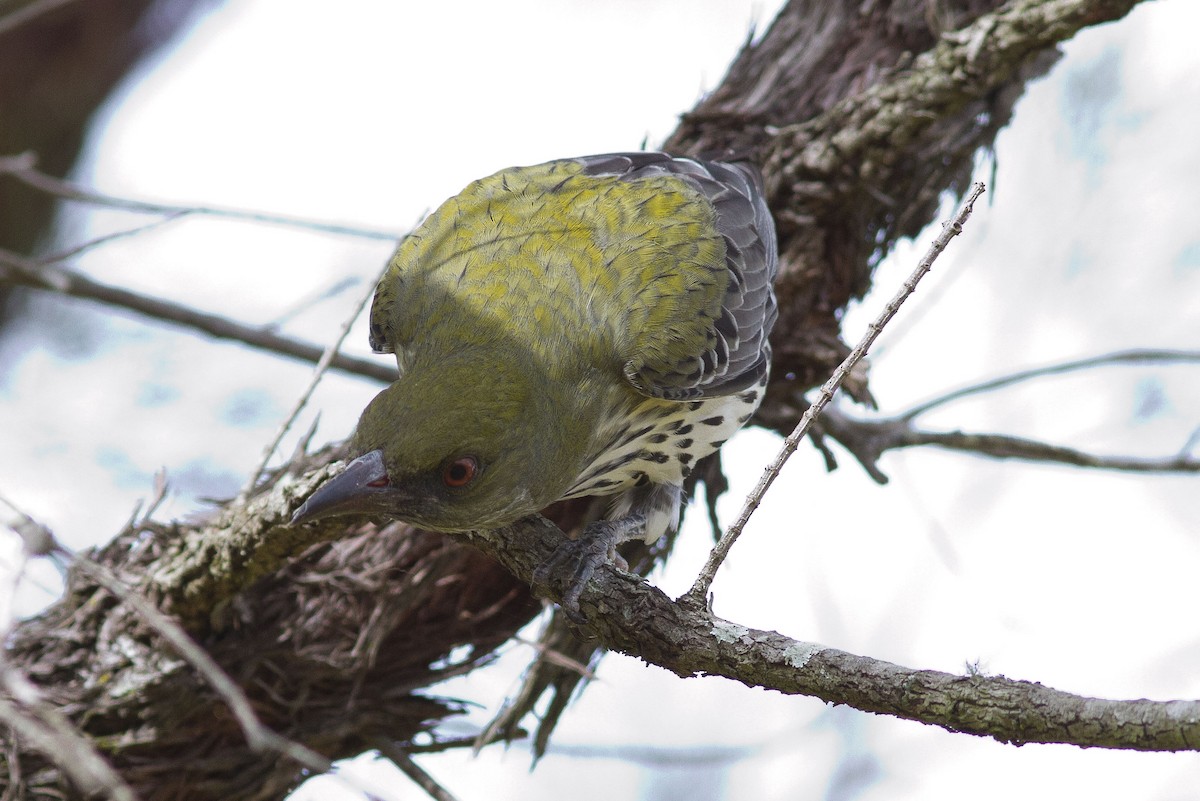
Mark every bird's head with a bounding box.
[291,357,583,532]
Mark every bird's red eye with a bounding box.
[366,475,390,488]
[442,457,478,488]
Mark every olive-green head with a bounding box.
[291,359,581,532]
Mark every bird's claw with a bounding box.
[533,515,645,622]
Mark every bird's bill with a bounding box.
[291,449,391,524]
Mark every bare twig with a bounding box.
[403,731,519,755]
[900,349,1200,420]
[115,469,171,539]
[907,428,1200,470]
[269,275,363,328]
[513,635,597,680]
[0,247,396,383]
[239,262,386,501]
[375,742,461,801]
[815,345,1200,480]
[548,740,754,765]
[0,152,399,241]
[37,212,191,263]
[684,182,987,604]
[824,415,1200,473]
[1181,425,1200,457]
[0,496,53,560]
[1,152,400,382]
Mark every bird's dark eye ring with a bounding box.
[443,457,478,488]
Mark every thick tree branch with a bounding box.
[765,0,1142,185]
[480,515,1200,752]
[730,0,1140,396]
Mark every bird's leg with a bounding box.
[533,513,646,622]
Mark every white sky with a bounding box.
[2,1,1199,800]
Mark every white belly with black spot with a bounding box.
[562,375,766,500]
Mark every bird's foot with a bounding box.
[533,514,646,623]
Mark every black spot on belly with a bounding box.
[701,416,725,426]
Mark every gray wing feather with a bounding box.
[580,152,779,398]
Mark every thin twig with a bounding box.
[403,732,518,755]
[375,742,461,801]
[0,248,396,383]
[820,403,1200,479]
[34,212,190,264]
[0,497,65,607]
[269,275,362,328]
[1180,425,1200,457]
[892,428,1200,472]
[684,182,987,604]
[115,469,170,540]
[513,635,597,680]
[0,152,399,241]
[239,261,387,500]
[900,349,1200,420]
[0,494,54,559]
[0,498,38,647]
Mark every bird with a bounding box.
[291,151,778,618]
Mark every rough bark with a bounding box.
[483,515,1200,753]
[0,0,1158,798]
